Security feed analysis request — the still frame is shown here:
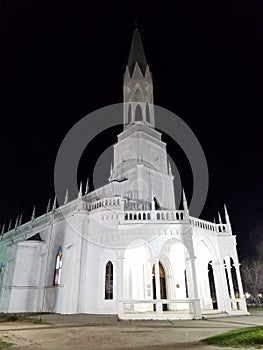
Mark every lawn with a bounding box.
[0,313,46,324]
[248,306,263,311]
[202,326,263,348]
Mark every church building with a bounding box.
[0,29,248,319]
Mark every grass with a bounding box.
[202,326,263,348]
[0,339,12,348]
[0,313,47,324]
[248,306,263,311]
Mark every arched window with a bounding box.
[105,261,113,300]
[135,104,143,121]
[54,247,63,285]
[146,103,151,123]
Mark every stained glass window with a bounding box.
[53,247,62,285]
[105,261,113,299]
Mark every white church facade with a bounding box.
[0,29,248,319]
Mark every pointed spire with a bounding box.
[18,214,22,227]
[64,189,69,204]
[224,204,230,222]
[182,188,188,210]
[52,197,57,212]
[218,211,222,224]
[128,28,148,76]
[224,204,232,233]
[78,182,82,199]
[110,162,113,177]
[14,215,19,229]
[46,198,51,213]
[8,219,12,231]
[1,223,5,235]
[168,161,172,175]
[85,178,89,195]
[31,207,35,221]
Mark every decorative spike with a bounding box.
[224,204,229,220]
[85,178,89,195]
[78,182,83,199]
[8,219,12,231]
[168,161,172,175]
[110,162,113,176]
[64,189,69,204]
[18,214,22,226]
[31,207,35,221]
[52,197,57,212]
[224,203,232,233]
[218,211,222,224]
[1,223,5,235]
[213,218,216,224]
[46,198,51,213]
[182,188,188,210]
[14,215,19,229]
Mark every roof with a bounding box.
[127,28,148,76]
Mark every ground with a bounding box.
[0,311,262,349]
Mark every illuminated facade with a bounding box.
[0,29,248,319]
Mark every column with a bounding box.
[234,263,247,312]
[117,258,124,315]
[189,257,202,319]
[225,257,237,311]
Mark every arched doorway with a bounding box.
[152,262,167,311]
[208,261,217,309]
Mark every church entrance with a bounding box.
[152,262,167,311]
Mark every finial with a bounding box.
[182,188,188,210]
[85,178,89,195]
[14,215,19,229]
[8,219,12,231]
[18,214,22,226]
[52,197,57,212]
[31,207,35,221]
[224,203,231,227]
[46,198,51,213]
[78,182,83,199]
[64,189,69,204]
[218,211,222,224]
[168,161,172,175]
[1,223,5,235]
[224,204,229,217]
[110,162,113,176]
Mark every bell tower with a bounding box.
[123,29,154,128]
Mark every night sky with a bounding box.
[0,1,262,258]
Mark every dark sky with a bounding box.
[0,1,262,258]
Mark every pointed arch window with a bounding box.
[105,261,113,299]
[146,103,151,123]
[54,247,63,285]
[135,104,143,121]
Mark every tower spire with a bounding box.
[128,28,148,76]
[124,29,154,128]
